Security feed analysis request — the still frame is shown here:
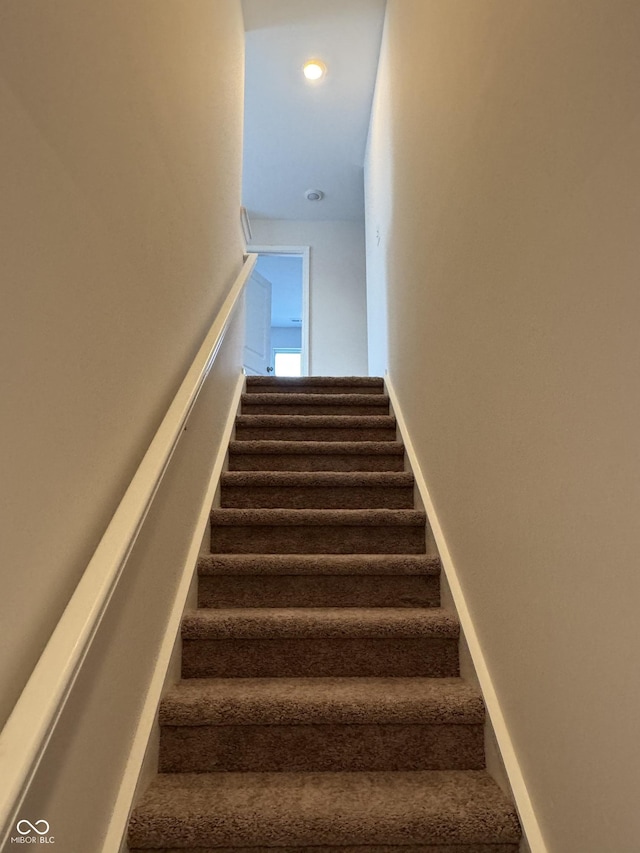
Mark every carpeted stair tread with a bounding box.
[196,555,441,609]
[220,472,414,510]
[234,414,397,442]
[221,471,414,487]
[228,442,405,474]
[209,510,425,554]
[197,553,441,576]
[210,508,425,526]
[128,770,521,848]
[157,678,485,773]
[241,392,391,408]
[235,414,396,429]
[181,607,459,640]
[229,439,404,456]
[159,677,484,726]
[246,376,385,394]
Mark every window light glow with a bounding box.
[303,60,326,81]
[274,351,302,378]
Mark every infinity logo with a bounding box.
[16,820,50,836]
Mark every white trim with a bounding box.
[103,372,246,853]
[248,245,311,376]
[384,374,548,853]
[0,254,257,847]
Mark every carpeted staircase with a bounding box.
[128,376,522,852]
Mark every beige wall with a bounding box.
[0,0,245,730]
[18,309,246,853]
[367,2,640,851]
[250,219,369,376]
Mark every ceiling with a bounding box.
[241,0,386,222]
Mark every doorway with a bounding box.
[243,245,310,376]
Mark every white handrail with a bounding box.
[0,253,257,843]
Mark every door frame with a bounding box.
[249,245,310,376]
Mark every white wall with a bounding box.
[250,219,369,375]
[367,2,640,851]
[0,0,245,729]
[364,67,391,377]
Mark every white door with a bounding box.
[248,246,309,376]
[243,270,272,375]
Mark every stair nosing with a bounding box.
[197,554,441,576]
[181,607,459,640]
[209,508,425,526]
[128,770,522,847]
[159,676,484,727]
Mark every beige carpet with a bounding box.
[128,376,521,851]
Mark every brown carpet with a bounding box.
[127,847,520,853]
[129,376,521,851]
[239,393,391,416]
[234,414,398,442]
[220,471,415,509]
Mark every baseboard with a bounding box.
[384,374,547,853]
[104,371,246,853]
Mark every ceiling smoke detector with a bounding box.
[305,189,324,201]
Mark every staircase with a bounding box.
[128,376,521,851]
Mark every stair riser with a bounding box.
[199,555,441,576]
[228,454,405,472]
[221,485,414,509]
[235,426,397,442]
[242,403,389,416]
[209,525,425,554]
[159,724,484,773]
[182,638,459,678]
[198,575,440,608]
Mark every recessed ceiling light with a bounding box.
[305,189,324,201]
[303,60,326,81]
